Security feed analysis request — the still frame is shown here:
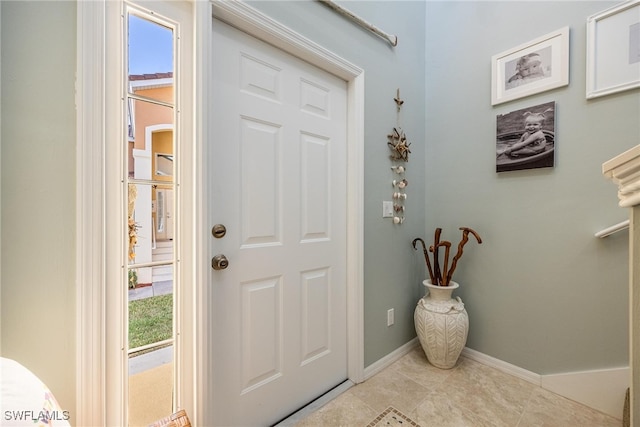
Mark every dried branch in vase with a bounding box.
[412,227,482,286]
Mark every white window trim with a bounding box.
[77,1,197,424]
[76,1,128,424]
[76,1,107,425]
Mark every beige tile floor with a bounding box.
[294,346,621,427]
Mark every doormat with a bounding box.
[366,406,421,427]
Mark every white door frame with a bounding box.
[76,2,108,424]
[199,2,364,421]
[76,1,364,425]
[76,0,196,425]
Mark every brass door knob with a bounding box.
[211,254,229,270]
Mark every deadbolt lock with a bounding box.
[212,254,229,270]
[212,224,227,239]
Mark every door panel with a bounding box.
[211,19,348,426]
[300,267,331,364]
[240,117,282,246]
[240,276,282,392]
[301,133,330,240]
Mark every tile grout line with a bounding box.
[514,386,537,427]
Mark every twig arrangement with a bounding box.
[388,127,411,162]
[412,227,482,286]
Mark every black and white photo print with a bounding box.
[496,101,556,172]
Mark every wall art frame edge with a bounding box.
[586,0,640,99]
[491,26,570,106]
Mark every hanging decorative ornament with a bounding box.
[388,127,411,162]
[393,179,408,189]
[388,88,409,225]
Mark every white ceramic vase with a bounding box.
[414,280,469,369]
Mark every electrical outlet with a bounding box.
[382,201,394,218]
[387,308,394,326]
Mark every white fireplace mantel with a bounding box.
[603,144,640,426]
[603,144,640,207]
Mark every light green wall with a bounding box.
[1,0,77,416]
[1,0,636,420]
[425,1,636,374]
[246,0,428,367]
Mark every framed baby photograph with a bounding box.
[491,27,569,105]
[586,0,640,99]
[496,101,556,173]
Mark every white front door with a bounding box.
[211,20,348,426]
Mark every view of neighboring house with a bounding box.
[127,73,176,425]
[128,73,174,285]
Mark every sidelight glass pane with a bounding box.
[154,187,175,241]
[128,290,173,350]
[128,183,152,264]
[127,100,174,180]
[127,182,175,259]
[128,14,174,80]
[126,10,176,426]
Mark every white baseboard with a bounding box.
[541,367,629,420]
[461,347,541,385]
[363,338,418,380]
[461,347,628,420]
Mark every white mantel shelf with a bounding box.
[603,144,640,208]
[603,144,640,426]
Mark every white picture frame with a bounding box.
[586,0,640,99]
[491,27,570,106]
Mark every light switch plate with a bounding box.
[382,201,394,218]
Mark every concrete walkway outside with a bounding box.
[129,345,173,375]
[128,279,173,301]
